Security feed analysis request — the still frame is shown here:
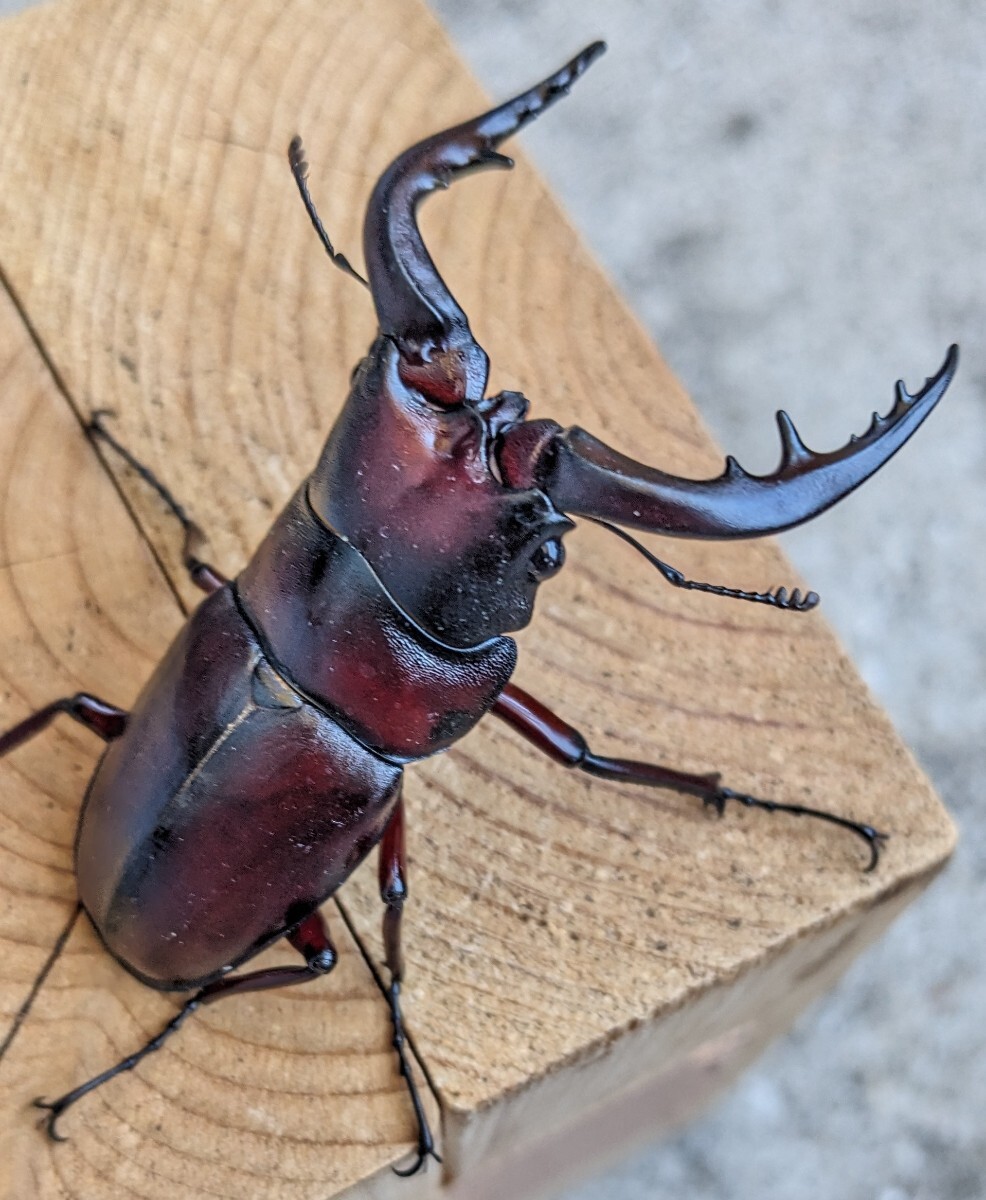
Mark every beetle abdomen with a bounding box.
[76,587,401,990]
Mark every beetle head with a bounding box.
[307,336,573,649]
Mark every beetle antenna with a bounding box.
[288,136,369,288]
[587,517,820,612]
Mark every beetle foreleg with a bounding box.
[34,909,338,1141]
[0,694,127,755]
[492,683,887,871]
[87,412,228,595]
[377,794,442,1177]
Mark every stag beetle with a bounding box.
[1,42,956,1174]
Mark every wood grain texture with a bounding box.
[0,284,180,1050]
[0,0,954,1196]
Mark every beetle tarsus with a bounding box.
[32,1097,70,1143]
[710,787,889,871]
[88,409,193,530]
[392,1135,442,1179]
[87,411,227,594]
[387,979,442,1176]
[28,1001,197,1140]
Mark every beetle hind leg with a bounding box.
[33,998,201,1141]
[87,412,227,595]
[378,793,442,1177]
[33,909,338,1141]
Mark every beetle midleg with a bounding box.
[286,907,338,973]
[491,682,888,872]
[0,694,128,755]
[377,792,441,1177]
[87,412,227,595]
[34,909,338,1141]
[378,791,407,982]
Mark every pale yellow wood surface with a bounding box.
[0,284,182,1047]
[0,1,954,1197]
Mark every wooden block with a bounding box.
[0,1,954,1198]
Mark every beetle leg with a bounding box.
[378,794,442,1177]
[379,793,407,982]
[87,412,228,594]
[33,909,337,1141]
[491,683,888,872]
[0,694,127,755]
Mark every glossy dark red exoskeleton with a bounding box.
[1,43,957,1174]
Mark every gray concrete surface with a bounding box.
[425,5,986,1200]
[2,2,983,1198]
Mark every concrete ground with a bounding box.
[426,5,986,1200]
[3,2,983,1198]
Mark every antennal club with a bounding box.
[589,518,820,612]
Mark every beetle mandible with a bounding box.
[1,43,957,1175]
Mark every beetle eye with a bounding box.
[529,538,565,582]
